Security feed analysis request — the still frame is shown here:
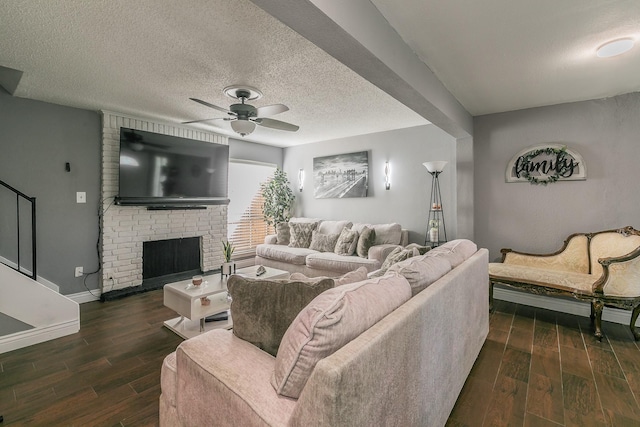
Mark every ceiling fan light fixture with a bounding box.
[597,38,635,58]
[231,119,256,137]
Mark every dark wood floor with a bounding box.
[1,292,639,426]
[448,300,640,427]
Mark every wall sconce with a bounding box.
[384,162,391,190]
[298,169,305,192]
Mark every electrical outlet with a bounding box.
[75,266,83,277]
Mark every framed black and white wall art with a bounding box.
[313,151,369,199]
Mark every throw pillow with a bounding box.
[227,275,334,357]
[290,266,368,287]
[380,247,414,271]
[405,243,431,255]
[271,272,412,398]
[334,227,359,256]
[288,222,318,248]
[356,226,376,258]
[276,222,290,245]
[308,231,340,253]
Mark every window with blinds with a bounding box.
[227,160,276,258]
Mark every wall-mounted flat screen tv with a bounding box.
[115,127,229,206]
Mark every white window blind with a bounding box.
[228,160,276,258]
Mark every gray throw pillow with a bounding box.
[356,226,376,258]
[380,247,414,271]
[288,222,318,248]
[309,231,340,252]
[334,227,359,256]
[276,222,290,245]
[227,275,334,357]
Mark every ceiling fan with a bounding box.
[183,85,299,137]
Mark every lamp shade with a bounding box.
[231,120,256,137]
[422,161,447,173]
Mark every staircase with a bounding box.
[0,179,79,354]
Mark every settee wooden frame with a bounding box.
[489,226,640,341]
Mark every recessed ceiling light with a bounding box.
[597,38,635,58]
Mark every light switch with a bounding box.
[76,192,86,203]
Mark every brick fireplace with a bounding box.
[100,111,228,295]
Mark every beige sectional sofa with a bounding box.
[255,218,409,277]
[160,240,489,426]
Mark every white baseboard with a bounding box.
[494,286,637,326]
[0,255,59,292]
[0,319,80,354]
[66,290,101,304]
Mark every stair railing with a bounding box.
[0,179,36,280]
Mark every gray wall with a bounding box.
[474,92,640,262]
[0,91,101,294]
[283,125,457,244]
[229,137,283,166]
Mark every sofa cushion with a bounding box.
[161,352,177,408]
[427,239,478,268]
[290,266,369,287]
[256,244,317,265]
[309,231,340,253]
[289,221,319,248]
[388,254,452,296]
[356,226,376,258]
[227,275,335,357]
[354,223,402,245]
[489,263,594,293]
[271,272,412,398]
[334,227,359,256]
[276,222,290,245]
[317,220,352,235]
[305,251,380,273]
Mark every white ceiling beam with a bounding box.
[251,0,473,138]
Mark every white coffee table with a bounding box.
[163,266,289,339]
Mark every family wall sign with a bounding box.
[505,143,587,185]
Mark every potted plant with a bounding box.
[261,168,295,228]
[428,219,439,243]
[221,240,236,277]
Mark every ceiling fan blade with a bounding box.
[189,98,231,114]
[255,104,289,118]
[255,117,299,132]
[182,117,228,124]
[231,120,256,136]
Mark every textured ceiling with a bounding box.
[371,0,640,116]
[1,0,639,146]
[0,0,426,147]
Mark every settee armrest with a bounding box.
[368,244,401,264]
[595,246,640,297]
[501,233,590,273]
[174,330,297,426]
[264,234,278,244]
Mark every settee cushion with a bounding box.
[356,226,376,258]
[227,275,335,357]
[388,254,452,296]
[271,271,412,398]
[309,231,340,253]
[489,263,594,294]
[334,227,359,256]
[305,251,380,273]
[290,266,369,287]
[289,221,319,248]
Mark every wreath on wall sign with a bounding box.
[520,146,570,185]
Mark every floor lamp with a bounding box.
[423,161,447,246]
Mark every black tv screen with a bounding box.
[116,128,229,206]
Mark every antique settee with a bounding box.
[160,240,489,426]
[255,218,409,277]
[489,226,640,340]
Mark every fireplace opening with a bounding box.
[143,237,201,286]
